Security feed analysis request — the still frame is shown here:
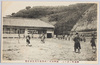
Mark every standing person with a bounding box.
[67,34,70,41]
[41,33,45,43]
[65,35,67,40]
[90,34,96,53]
[80,34,83,41]
[70,34,73,41]
[32,33,34,39]
[26,35,31,46]
[63,34,65,39]
[83,35,86,42]
[71,34,74,40]
[73,33,81,53]
[68,34,70,41]
[18,30,20,43]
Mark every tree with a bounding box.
[26,6,31,10]
[11,13,15,16]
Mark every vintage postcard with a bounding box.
[1,1,99,63]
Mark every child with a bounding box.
[41,33,45,43]
[26,35,31,46]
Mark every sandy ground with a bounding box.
[2,38,97,61]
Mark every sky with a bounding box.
[2,1,78,17]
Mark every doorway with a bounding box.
[47,33,52,38]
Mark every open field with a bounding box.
[2,38,97,61]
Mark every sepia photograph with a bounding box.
[1,1,99,63]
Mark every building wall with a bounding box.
[3,34,25,38]
[3,26,54,38]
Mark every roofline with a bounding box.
[3,25,55,28]
[3,17,55,28]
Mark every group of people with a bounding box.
[25,32,96,53]
[73,33,96,53]
[57,34,86,42]
[26,33,45,46]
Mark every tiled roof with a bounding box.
[3,17,54,28]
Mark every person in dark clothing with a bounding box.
[63,35,65,39]
[73,33,81,53]
[26,35,31,46]
[91,37,96,48]
[90,34,96,53]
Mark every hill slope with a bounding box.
[11,3,97,34]
[71,4,97,32]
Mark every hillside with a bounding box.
[11,3,97,35]
[71,4,97,32]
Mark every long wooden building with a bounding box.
[3,17,55,38]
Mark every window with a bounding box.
[28,30,38,34]
[3,28,10,34]
[20,29,25,34]
[38,30,46,34]
[10,28,17,34]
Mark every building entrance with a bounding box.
[47,33,52,38]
